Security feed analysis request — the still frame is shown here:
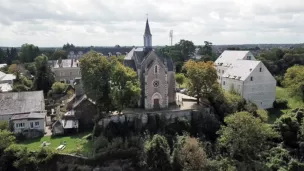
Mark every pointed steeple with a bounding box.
[143,18,152,48]
[144,19,152,36]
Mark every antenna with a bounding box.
[169,30,173,46]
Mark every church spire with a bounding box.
[144,18,152,36]
[144,17,152,48]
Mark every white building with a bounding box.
[0,71,16,92]
[11,112,46,134]
[215,50,276,109]
[0,91,46,136]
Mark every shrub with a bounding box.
[256,109,269,122]
[274,113,300,147]
[144,134,171,171]
[0,121,9,130]
[51,82,67,94]
[273,99,288,109]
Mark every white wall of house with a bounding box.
[221,62,276,109]
[13,119,45,133]
[242,63,276,109]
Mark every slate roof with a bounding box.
[124,60,136,71]
[0,91,45,115]
[215,50,250,66]
[11,112,46,120]
[144,19,152,35]
[222,60,261,81]
[123,48,174,71]
[53,59,79,68]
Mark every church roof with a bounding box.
[144,19,152,35]
[124,59,136,71]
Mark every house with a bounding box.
[0,91,46,136]
[123,18,176,109]
[52,110,79,135]
[11,112,46,136]
[0,71,16,92]
[215,50,276,109]
[49,59,81,84]
[71,95,96,129]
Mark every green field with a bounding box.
[18,132,93,154]
[268,87,304,123]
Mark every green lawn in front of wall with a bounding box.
[18,132,93,154]
[268,87,304,123]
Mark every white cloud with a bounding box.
[0,0,304,46]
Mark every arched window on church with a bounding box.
[154,65,158,74]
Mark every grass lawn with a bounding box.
[268,87,304,123]
[18,132,93,154]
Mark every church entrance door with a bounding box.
[154,99,160,109]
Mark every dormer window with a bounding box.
[247,56,251,60]
[154,65,158,74]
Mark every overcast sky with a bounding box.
[0,0,304,47]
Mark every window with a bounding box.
[60,72,65,76]
[154,65,158,74]
[260,67,262,72]
[153,80,160,88]
[70,72,72,76]
[250,76,253,81]
[222,70,224,74]
[16,123,25,128]
[223,81,225,85]
[247,56,251,60]
[35,122,39,126]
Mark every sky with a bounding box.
[0,0,304,47]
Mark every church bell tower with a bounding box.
[143,18,152,49]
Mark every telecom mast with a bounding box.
[169,30,173,46]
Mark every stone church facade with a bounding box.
[123,19,176,110]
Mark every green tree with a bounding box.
[50,50,67,60]
[198,41,213,56]
[218,112,279,164]
[19,44,40,63]
[24,62,36,76]
[111,59,141,113]
[80,51,112,114]
[12,72,33,92]
[144,134,171,171]
[176,39,195,61]
[283,65,304,101]
[0,48,7,64]
[34,55,54,94]
[175,73,185,88]
[51,82,67,94]
[62,43,75,51]
[184,60,218,104]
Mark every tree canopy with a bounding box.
[80,51,141,114]
[218,112,279,163]
[34,55,54,94]
[175,73,185,88]
[19,44,40,63]
[184,60,218,104]
[282,65,304,100]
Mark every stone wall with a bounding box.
[98,108,210,128]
